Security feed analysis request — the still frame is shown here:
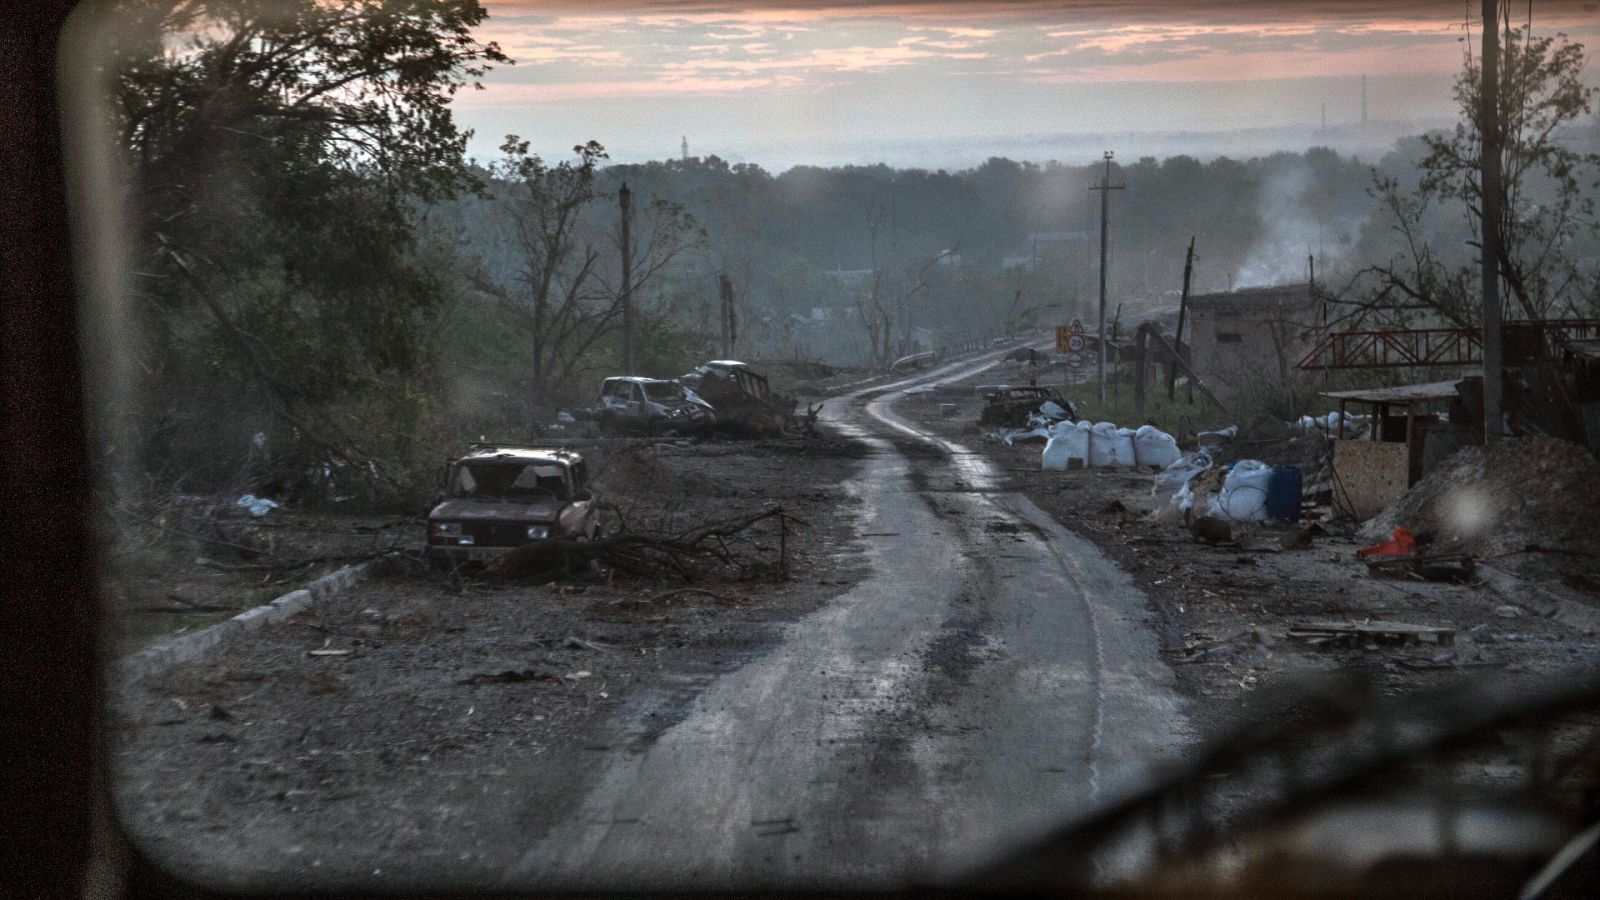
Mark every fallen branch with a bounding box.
[479,506,803,582]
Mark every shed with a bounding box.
[1320,379,1473,520]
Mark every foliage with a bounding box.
[1344,22,1600,325]
[107,0,506,497]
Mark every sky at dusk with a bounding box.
[455,1,1600,168]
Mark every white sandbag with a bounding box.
[1088,422,1136,468]
[1039,400,1070,421]
[1043,420,1092,469]
[1133,425,1181,468]
[1213,459,1272,522]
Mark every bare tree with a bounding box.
[855,245,961,366]
[1344,17,1599,325]
[487,137,704,427]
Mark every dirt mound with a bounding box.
[1361,437,1600,572]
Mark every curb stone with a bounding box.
[117,554,401,682]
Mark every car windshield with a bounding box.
[73,0,1600,895]
[641,381,685,403]
[455,462,567,500]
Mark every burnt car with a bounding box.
[427,445,598,569]
[978,385,1079,428]
[593,376,715,436]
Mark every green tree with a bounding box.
[106,0,506,490]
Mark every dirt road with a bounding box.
[503,353,1193,890]
[116,350,1194,892]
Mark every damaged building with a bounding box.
[1185,283,1324,396]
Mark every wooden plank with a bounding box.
[1332,439,1408,520]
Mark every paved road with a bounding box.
[505,351,1194,891]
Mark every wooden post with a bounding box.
[1134,324,1149,420]
[1168,236,1195,401]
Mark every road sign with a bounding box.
[1069,318,1085,335]
[1067,352,1083,369]
[1066,334,1086,353]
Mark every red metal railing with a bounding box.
[1296,319,1600,370]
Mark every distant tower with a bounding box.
[1321,103,1327,132]
[1360,75,1368,129]
[681,135,689,162]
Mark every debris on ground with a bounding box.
[979,385,1077,429]
[1363,552,1476,584]
[1360,436,1600,579]
[1358,527,1418,558]
[1286,620,1456,649]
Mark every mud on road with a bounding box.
[893,370,1600,739]
[113,436,870,890]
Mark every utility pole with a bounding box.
[719,273,735,357]
[619,182,634,372]
[1480,0,1504,441]
[1168,236,1195,401]
[1090,151,1125,403]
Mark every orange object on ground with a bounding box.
[1357,527,1416,558]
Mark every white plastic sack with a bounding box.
[1133,425,1181,468]
[1209,459,1272,522]
[1153,451,1212,513]
[1088,422,1135,468]
[235,494,279,517]
[1043,420,1092,469]
[1002,426,1050,445]
[1039,400,1070,421]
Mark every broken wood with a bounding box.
[479,506,803,582]
[1286,620,1456,649]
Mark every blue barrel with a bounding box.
[1265,465,1303,523]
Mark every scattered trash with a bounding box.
[1286,620,1456,649]
[1197,425,1239,448]
[564,635,615,653]
[1151,452,1214,521]
[307,648,351,658]
[1365,553,1476,583]
[235,494,279,517]
[1494,604,1525,619]
[1358,528,1417,558]
[1189,515,1232,545]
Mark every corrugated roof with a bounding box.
[1319,378,1468,404]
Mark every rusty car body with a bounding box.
[426,445,598,569]
[978,385,1079,428]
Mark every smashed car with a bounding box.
[680,359,795,436]
[978,385,1079,428]
[593,376,715,436]
[427,445,598,570]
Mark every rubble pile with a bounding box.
[1361,437,1600,572]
